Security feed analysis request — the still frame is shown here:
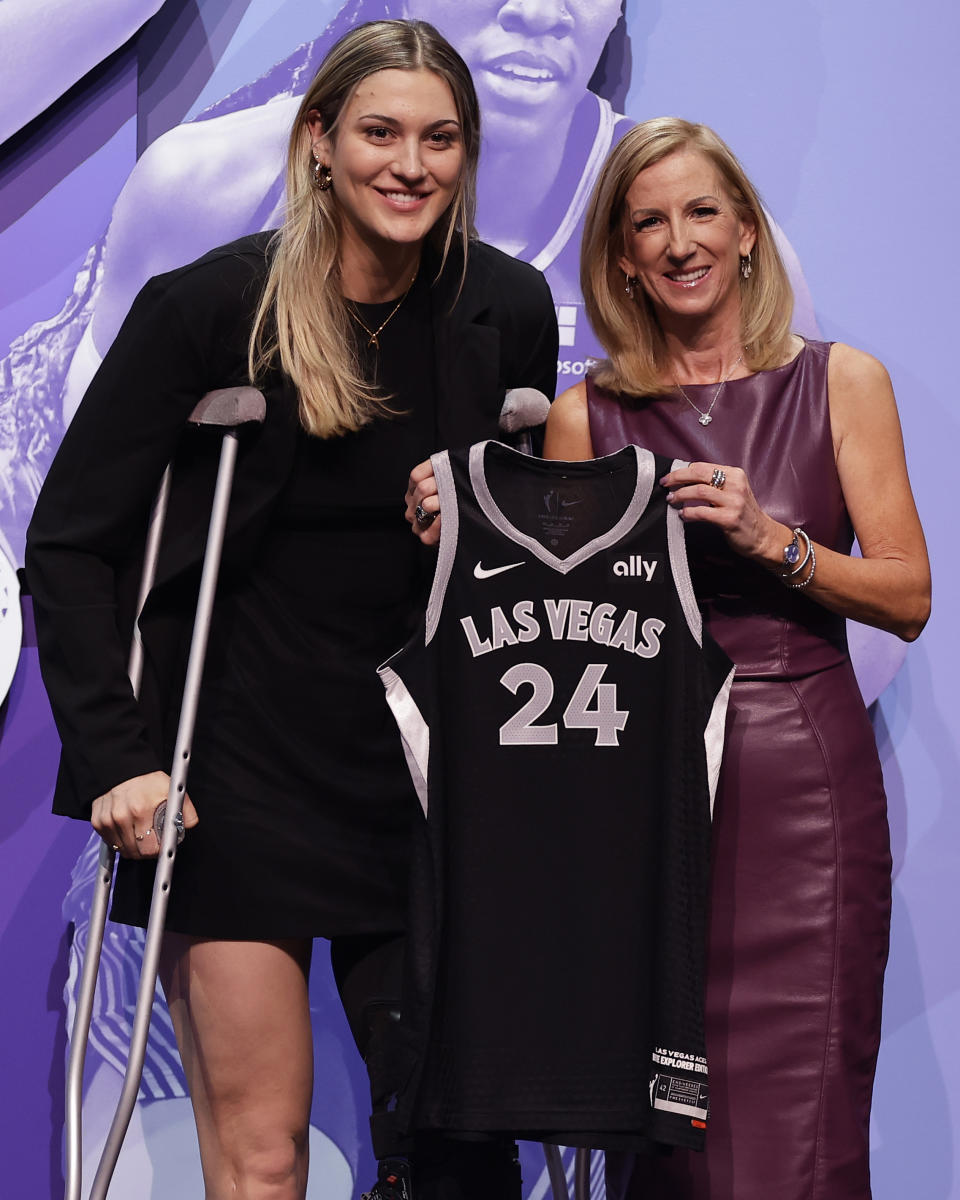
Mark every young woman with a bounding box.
[27,20,556,1199]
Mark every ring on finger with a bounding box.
[710,468,726,490]
[415,503,437,528]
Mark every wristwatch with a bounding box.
[782,528,802,574]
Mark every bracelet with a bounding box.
[787,537,816,589]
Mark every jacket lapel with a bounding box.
[429,242,504,452]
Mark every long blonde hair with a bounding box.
[582,117,795,396]
[248,19,480,437]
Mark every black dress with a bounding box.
[111,273,440,938]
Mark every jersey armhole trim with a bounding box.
[378,665,430,816]
[425,449,458,646]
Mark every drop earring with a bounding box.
[740,251,753,280]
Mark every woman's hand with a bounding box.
[405,459,441,546]
[661,461,787,565]
[91,770,199,859]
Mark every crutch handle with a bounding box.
[499,386,551,457]
[189,385,266,428]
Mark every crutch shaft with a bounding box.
[543,1143,570,1200]
[128,465,173,697]
[574,1148,591,1200]
[90,431,241,1200]
[64,465,172,1200]
[64,842,114,1200]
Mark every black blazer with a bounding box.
[26,233,558,818]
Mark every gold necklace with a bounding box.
[349,269,418,350]
[674,354,743,426]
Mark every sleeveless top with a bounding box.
[587,340,851,680]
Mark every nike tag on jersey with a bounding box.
[474,561,525,580]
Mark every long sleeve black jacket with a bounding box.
[26,233,558,818]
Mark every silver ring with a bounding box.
[710,468,726,490]
[415,503,436,528]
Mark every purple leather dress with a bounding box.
[590,340,890,1200]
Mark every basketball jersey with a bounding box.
[379,440,734,1151]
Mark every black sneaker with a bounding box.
[361,1156,413,1200]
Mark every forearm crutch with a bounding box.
[539,1145,593,1200]
[64,386,266,1200]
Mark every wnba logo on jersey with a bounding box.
[611,554,660,581]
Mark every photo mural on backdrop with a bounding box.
[1,0,822,568]
[0,0,955,1197]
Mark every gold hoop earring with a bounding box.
[313,160,332,191]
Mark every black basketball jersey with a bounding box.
[379,440,734,1151]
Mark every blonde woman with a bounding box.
[27,19,556,1200]
[545,118,929,1200]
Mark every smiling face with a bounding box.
[308,68,464,274]
[406,0,622,140]
[618,148,757,333]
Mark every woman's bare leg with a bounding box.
[160,934,314,1200]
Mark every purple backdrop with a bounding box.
[1,1,956,1197]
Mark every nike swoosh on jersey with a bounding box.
[473,560,525,580]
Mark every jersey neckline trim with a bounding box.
[468,441,656,576]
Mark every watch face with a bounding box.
[784,541,801,565]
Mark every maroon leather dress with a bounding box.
[590,340,890,1200]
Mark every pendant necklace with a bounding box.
[674,354,743,426]
[349,268,418,350]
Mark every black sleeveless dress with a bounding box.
[111,271,439,938]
